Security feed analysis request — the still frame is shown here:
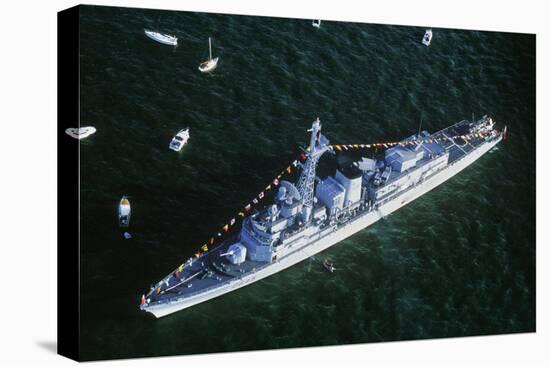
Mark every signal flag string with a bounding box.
[156,156,304,292]
[330,128,505,152]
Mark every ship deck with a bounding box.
[434,120,487,164]
[144,240,267,306]
[382,119,490,186]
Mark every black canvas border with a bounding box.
[57,4,81,362]
[54,4,537,362]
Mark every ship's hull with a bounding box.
[144,135,501,318]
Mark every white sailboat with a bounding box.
[198,37,219,73]
[312,20,321,28]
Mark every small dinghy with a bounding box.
[198,37,219,73]
[144,30,178,46]
[119,196,131,227]
[169,127,190,151]
[312,19,321,28]
[422,29,433,46]
[322,259,336,273]
[65,126,96,140]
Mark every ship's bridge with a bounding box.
[246,181,303,239]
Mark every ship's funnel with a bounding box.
[336,152,354,169]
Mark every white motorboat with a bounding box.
[312,20,321,28]
[144,30,178,46]
[422,29,433,46]
[119,196,131,227]
[169,128,190,151]
[198,37,219,73]
[65,126,96,140]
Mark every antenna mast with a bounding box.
[296,118,330,218]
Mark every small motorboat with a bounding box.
[169,128,190,151]
[144,30,178,46]
[312,20,321,28]
[65,126,96,140]
[119,196,131,227]
[198,37,219,73]
[422,29,433,47]
[123,232,132,239]
[322,259,336,273]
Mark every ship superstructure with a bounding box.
[140,115,503,318]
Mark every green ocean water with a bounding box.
[77,5,535,361]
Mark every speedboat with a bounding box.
[169,128,190,151]
[312,20,321,28]
[65,126,96,140]
[144,30,178,46]
[322,259,336,273]
[422,29,433,46]
[119,196,131,227]
[198,37,219,73]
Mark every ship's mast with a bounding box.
[296,118,330,220]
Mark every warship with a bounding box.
[140,115,504,318]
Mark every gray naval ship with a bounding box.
[140,115,504,318]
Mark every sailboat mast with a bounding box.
[208,37,212,60]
